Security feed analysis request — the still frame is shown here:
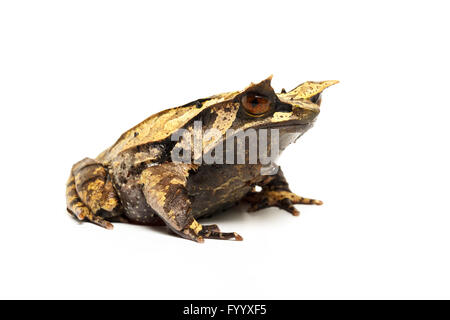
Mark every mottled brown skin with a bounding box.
[66,77,338,242]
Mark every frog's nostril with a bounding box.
[310,93,322,106]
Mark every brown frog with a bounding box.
[66,76,338,242]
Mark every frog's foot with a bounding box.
[66,178,114,229]
[200,224,243,241]
[244,189,322,216]
[66,158,122,230]
[67,207,114,229]
[172,221,242,242]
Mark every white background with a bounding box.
[1,0,449,299]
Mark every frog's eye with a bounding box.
[242,93,271,116]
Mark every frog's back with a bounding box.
[96,92,238,165]
[96,104,203,164]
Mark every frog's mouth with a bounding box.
[258,120,311,130]
[270,121,310,128]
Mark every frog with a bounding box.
[66,76,338,242]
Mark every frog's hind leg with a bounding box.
[66,158,122,229]
[66,174,113,229]
[140,163,243,242]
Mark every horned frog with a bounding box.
[66,76,338,242]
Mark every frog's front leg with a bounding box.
[244,168,322,216]
[140,163,242,242]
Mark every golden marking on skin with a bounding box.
[86,179,103,189]
[80,179,105,212]
[202,102,239,152]
[92,167,105,175]
[101,197,118,211]
[133,148,161,165]
[244,111,266,118]
[101,180,118,210]
[72,202,84,208]
[189,220,203,234]
[272,112,293,122]
[212,176,242,193]
[167,209,175,218]
[66,184,76,193]
[169,177,185,186]
[67,195,78,203]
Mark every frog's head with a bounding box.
[231,76,338,130]
[222,76,339,153]
[183,76,338,165]
[195,76,338,133]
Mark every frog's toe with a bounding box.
[244,190,321,216]
[248,197,299,216]
[66,187,114,230]
[278,198,300,216]
[202,224,221,232]
[290,194,323,206]
[200,229,243,241]
[191,223,242,241]
[267,191,323,206]
[88,214,114,230]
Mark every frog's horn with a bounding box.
[283,80,339,99]
[243,75,275,96]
